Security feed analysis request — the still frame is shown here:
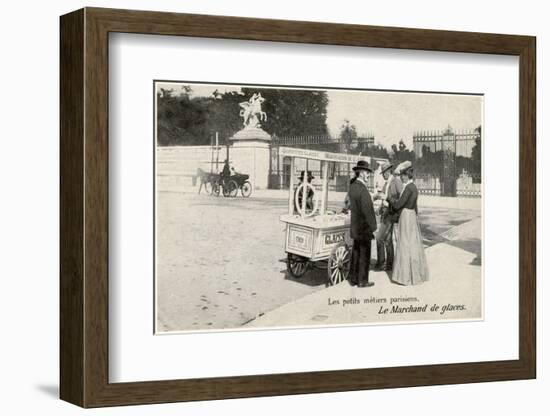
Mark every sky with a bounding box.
[157,82,483,149]
[326,90,482,149]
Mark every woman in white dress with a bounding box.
[389,161,429,285]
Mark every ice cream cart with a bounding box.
[279,147,367,286]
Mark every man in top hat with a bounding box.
[374,161,403,271]
[348,160,377,287]
[294,170,315,214]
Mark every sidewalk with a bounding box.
[244,242,482,329]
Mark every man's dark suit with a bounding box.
[348,179,377,286]
[376,175,403,270]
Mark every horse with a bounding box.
[196,167,219,195]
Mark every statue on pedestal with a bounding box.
[230,92,272,190]
[239,93,267,129]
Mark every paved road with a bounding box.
[156,190,481,333]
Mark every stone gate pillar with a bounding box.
[441,125,457,197]
[229,127,272,190]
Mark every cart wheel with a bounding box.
[241,180,252,198]
[212,180,221,197]
[223,180,239,197]
[287,253,308,278]
[204,181,213,195]
[327,243,351,286]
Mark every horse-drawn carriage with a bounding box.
[197,168,252,198]
[213,173,253,198]
[279,147,361,286]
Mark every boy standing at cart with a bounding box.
[348,160,377,288]
[294,170,315,214]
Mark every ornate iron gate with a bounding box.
[413,126,481,198]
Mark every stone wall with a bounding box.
[156,144,271,189]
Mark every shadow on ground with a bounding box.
[279,257,329,287]
[447,238,482,265]
[34,384,58,399]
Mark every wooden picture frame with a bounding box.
[60,7,536,408]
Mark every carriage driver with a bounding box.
[221,159,232,185]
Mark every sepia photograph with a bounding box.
[154,81,483,334]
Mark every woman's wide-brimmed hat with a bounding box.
[298,170,315,180]
[379,161,394,174]
[395,160,413,175]
[352,160,373,172]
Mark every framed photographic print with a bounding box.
[60,7,536,408]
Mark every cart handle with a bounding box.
[294,182,320,218]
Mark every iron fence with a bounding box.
[413,126,481,197]
[269,127,481,198]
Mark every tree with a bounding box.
[156,86,330,146]
[415,145,442,177]
[389,140,414,164]
[338,119,357,152]
[362,143,389,159]
[204,91,243,142]
[240,87,329,137]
